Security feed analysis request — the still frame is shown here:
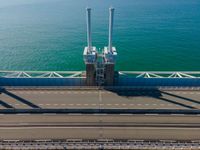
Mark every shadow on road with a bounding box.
[104,88,198,109]
[0,88,40,109]
[0,99,14,108]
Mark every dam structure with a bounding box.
[1,7,200,150]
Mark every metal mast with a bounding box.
[86,8,92,53]
[108,7,114,53]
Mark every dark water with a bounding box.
[0,0,199,71]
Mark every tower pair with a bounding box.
[83,7,117,86]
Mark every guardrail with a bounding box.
[0,108,200,114]
[1,71,200,87]
[0,139,199,150]
[0,71,85,78]
[119,71,200,78]
[1,70,200,78]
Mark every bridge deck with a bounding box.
[0,114,200,140]
[0,89,200,110]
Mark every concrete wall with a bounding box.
[0,78,86,86]
[116,77,200,87]
[1,77,200,87]
[104,64,115,86]
[86,64,96,86]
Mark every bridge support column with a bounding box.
[86,64,96,86]
[104,64,115,86]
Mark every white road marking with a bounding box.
[2,126,196,129]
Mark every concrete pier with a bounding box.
[86,64,96,86]
[104,64,115,86]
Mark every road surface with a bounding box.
[0,89,200,110]
[0,114,200,140]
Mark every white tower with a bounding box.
[103,7,117,85]
[83,8,97,86]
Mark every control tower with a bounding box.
[103,8,117,86]
[83,8,97,86]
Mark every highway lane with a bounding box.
[1,89,200,109]
[0,114,200,140]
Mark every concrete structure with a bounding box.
[104,8,117,86]
[83,8,97,86]
[83,7,117,86]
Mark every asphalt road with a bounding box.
[0,114,200,140]
[0,89,200,110]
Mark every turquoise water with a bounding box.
[0,0,200,71]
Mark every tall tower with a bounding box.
[103,7,117,86]
[83,8,97,86]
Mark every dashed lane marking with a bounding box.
[1,102,191,107]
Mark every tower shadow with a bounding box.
[0,89,40,109]
[103,87,197,109]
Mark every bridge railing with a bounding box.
[119,71,200,78]
[0,71,85,78]
[1,70,200,87]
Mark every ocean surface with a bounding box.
[0,0,199,71]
